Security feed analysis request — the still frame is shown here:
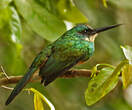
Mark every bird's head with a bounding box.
[74,24,122,42]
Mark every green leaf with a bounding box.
[14,0,66,42]
[0,5,25,75]
[0,6,11,31]
[8,6,25,75]
[34,93,44,110]
[85,67,118,105]
[91,63,114,77]
[0,0,12,9]
[26,88,55,110]
[122,64,132,88]
[85,61,126,105]
[9,6,22,44]
[102,0,108,8]
[121,45,132,88]
[56,0,88,23]
[34,0,88,23]
[121,45,132,64]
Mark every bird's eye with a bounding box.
[84,29,88,33]
[78,29,91,35]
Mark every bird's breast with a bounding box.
[54,40,94,62]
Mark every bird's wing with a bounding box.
[39,54,84,86]
[5,46,52,105]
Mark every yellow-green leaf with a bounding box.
[57,0,88,23]
[34,93,44,110]
[121,45,132,64]
[26,88,55,110]
[9,6,22,44]
[85,61,127,106]
[85,67,119,106]
[0,0,12,9]
[14,0,66,42]
[102,0,108,8]
[122,64,132,88]
[91,63,114,77]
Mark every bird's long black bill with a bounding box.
[94,24,122,34]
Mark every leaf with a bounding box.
[8,6,25,75]
[34,0,88,23]
[56,0,88,23]
[122,64,132,88]
[91,63,114,77]
[0,0,12,9]
[9,6,22,44]
[85,61,127,106]
[102,0,108,8]
[14,0,66,42]
[26,88,55,110]
[121,45,132,88]
[0,5,25,75]
[85,67,118,106]
[34,93,44,110]
[121,45,132,64]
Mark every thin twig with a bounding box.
[1,85,13,90]
[0,69,98,86]
[1,66,9,79]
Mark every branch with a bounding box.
[0,69,97,86]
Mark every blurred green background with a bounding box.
[0,0,132,110]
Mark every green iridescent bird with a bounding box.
[5,23,121,105]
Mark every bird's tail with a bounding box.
[5,67,37,105]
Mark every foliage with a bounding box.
[121,46,132,88]
[85,45,132,105]
[0,0,132,110]
[25,88,55,110]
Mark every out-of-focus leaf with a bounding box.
[102,0,108,8]
[121,45,132,64]
[85,61,127,106]
[8,6,25,75]
[26,88,55,110]
[0,5,25,75]
[121,45,132,88]
[0,6,10,31]
[14,0,66,42]
[56,0,87,23]
[0,6,22,45]
[0,71,3,77]
[35,0,58,16]
[122,64,132,88]
[35,0,87,23]
[9,6,22,44]
[34,93,44,110]
[109,0,132,9]
[0,0,12,9]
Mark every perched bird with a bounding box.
[5,23,121,105]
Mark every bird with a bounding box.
[5,23,121,105]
